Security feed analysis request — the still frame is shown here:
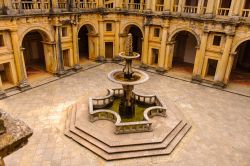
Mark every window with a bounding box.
[0,35,4,47]
[213,35,221,46]
[154,28,160,37]
[62,27,67,37]
[106,23,112,31]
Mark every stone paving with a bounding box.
[1,63,250,166]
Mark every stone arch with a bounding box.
[168,28,201,47]
[231,37,250,54]
[78,22,97,34]
[167,29,200,77]
[122,23,144,37]
[20,26,53,46]
[78,23,97,61]
[21,27,55,78]
[226,37,250,85]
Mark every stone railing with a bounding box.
[172,4,178,12]
[217,8,230,16]
[104,1,114,9]
[58,0,67,9]
[201,7,206,14]
[183,5,198,13]
[155,4,164,12]
[12,0,50,11]
[242,9,250,18]
[89,89,167,134]
[122,3,144,10]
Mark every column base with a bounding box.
[73,64,82,71]
[95,56,106,63]
[56,69,67,77]
[139,63,149,70]
[191,75,202,84]
[156,67,166,74]
[18,79,31,91]
[0,90,7,99]
[213,81,226,89]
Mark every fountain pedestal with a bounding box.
[119,85,135,118]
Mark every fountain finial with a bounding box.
[125,33,133,57]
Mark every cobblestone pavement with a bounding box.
[1,63,250,166]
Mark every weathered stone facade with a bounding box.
[0,0,249,94]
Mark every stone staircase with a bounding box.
[64,100,191,161]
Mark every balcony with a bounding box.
[122,3,145,11]
[242,9,250,18]
[104,1,114,9]
[217,8,230,16]
[155,4,164,12]
[75,1,96,9]
[183,5,198,14]
[12,0,50,11]
[58,0,67,9]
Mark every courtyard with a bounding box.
[1,63,250,166]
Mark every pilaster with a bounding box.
[158,26,168,71]
[72,21,82,70]
[214,34,234,87]
[10,30,30,91]
[204,0,215,18]
[142,25,150,65]
[192,29,209,82]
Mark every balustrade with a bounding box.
[183,5,198,13]
[217,8,230,16]
[242,9,250,18]
[172,4,178,12]
[104,2,114,9]
[58,0,67,9]
[155,4,164,12]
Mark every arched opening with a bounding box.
[78,24,95,64]
[124,25,143,61]
[230,40,250,86]
[22,30,51,81]
[170,31,198,77]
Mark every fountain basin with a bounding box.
[108,69,149,86]
[119,52,140,59]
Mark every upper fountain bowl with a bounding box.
[119,52,140,60]
[108,69,149,86]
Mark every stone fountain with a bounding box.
[65,34,191,160]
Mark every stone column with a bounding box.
[224,52,237,85]
[214,34,234,87]
[231,0,243,16]
[152,0,156,12]
[157,26,168,72]
[114,21,120,57]
[204,0,215,18]
[98,0,103,8]
[51,0,59,12]
[99,21,105,58]
[164,41,174,70]
[54,25,65,76]
[72,23,82,70]
[177,0,185,13]
[145,0,152,12]
[10,30,30,91]
[197,0,204,14]
[115,0,121,9]
[192,30,209,81]
[163,0,171,14]
[141,25,150,66]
